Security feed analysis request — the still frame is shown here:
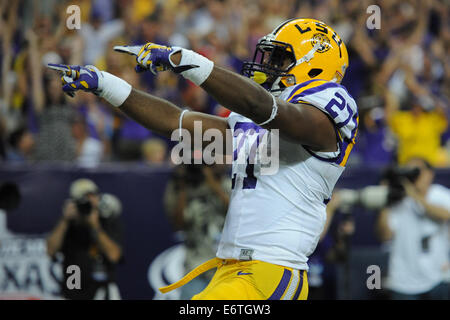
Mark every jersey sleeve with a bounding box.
[284,81,359,166]
[226,112,239,130]
[227,112,250,132]
[286,81,358,143]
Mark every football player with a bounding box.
[48,18,358,300]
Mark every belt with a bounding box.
[159,257,223,294]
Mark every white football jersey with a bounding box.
[216,80,359,270]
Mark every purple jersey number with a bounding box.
[324,91,354,128]
[232,122,266,190]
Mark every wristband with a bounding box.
[169,48,214,86]
[258,94,278,126]
[99,71,132,107]
[178,109,189,141]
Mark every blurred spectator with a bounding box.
[25,21,78,162]
[386,92,448,167]
[46,179,124,300]
[1,1,24,139]
[6,126,35,163]
[164,164,231,299]
[352,103,395,167]
[71,115,104,168]
[79,8,125,65]
[31,71,77,162]
[73,88,116,156]
[182,84,211,113]
[376,158,450,300]
[141,138,168,165]
[0,0,448,168]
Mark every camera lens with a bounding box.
[75,197,92,215]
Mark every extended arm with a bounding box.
[48,41,336,152]
[119,88,228,140]
[169,52,337,151]
[47,64,229,150]
[113,43,337,151]
[201,65,337,151]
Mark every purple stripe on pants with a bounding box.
[268,269,292,300]
[293,270,305,300]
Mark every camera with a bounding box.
[382,166,421,206]
[337,185,389,213]
[69,178,99,216]
[336,166,422,213]
[74,195,93,216]
[173,164,206,188]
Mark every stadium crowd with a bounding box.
[0,0,449,168]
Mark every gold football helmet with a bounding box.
[242,18,349,94]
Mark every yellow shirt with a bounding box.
[389,110,448,166]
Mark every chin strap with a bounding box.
[269,77,283,96]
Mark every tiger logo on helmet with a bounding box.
[242,18,349,95]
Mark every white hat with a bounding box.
[70,179,99,200]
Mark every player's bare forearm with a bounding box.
[202,65,274,125]
[119,88,181,137]
[119,88,229,143]
[47,59,230,145]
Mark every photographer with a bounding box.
[46,179,123,300]
[164,163,231,299]
[376,158,450,300]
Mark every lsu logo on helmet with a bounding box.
[242,18,349,94]
[311,33,331,53]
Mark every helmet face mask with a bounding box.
[241,38,297,93]
[241,18,349,94]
